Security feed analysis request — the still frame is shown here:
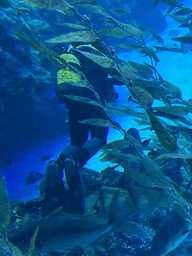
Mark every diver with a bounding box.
[41,43,123,217]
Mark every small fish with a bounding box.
[168,29,180,37]
[24,171,43,185]
[110,8,128,16]
[39,154,51,161]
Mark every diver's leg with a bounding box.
[64,157,85,214]
[74,105,109,168]
[40,161,67,217]
[56,145,80,171]
[63,105,89,214]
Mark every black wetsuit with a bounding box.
[56,50,119,168]
[41,49,121,216]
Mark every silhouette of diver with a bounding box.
[41,43,122,217]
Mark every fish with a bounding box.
[9,192,135,253]
[24,170,43,185]
[39,154,51,161]
[110,8,128,16]
[168,29,180,37]
[141,210,191,256]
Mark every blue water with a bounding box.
[2,0,192,255]
[1,0,192,252]
[0,0,192,197]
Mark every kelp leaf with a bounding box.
[104,105,141,117]
[156,148,192,160]
[117,44,144,50]
[149,28,164,43]
[79,118,115,127]
[182,100,192,114]
[132,78,168,101]
[99,27,128,38]
[131,86,153,108]
[153,45,182,53]
[146,108,178,152]
[167,13,189,24]
[99,152,121,163]
[152,105,188,117]
[28,226,39,256]
[137,154,171,188]
[10,243,23,256]
[13,29,70,70]
[124,133,144,151]
[72,1,107,15]
[54,22,87,30]
[19,0,70,13]
[127,61,153,79]
[101,139,131,150]
[121,23,143,40]
[139,47,159,64]
[73,49,114,68]
[120,65,135,80]
[45,30,97,43]
[171,35,192,44]
[132,187,175,210]
[100,150,139,164]
[173,202,192,222]
[0,236,23,256]
[163,80,182,99]
[63,95,101,106]
[170,180,192,207]
[121,164,154,188]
